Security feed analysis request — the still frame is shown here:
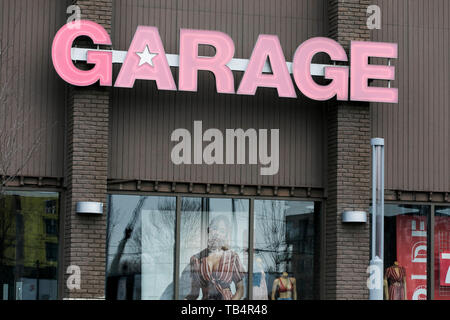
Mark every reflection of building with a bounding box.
[0,193,59,300]
[286,212,316,300]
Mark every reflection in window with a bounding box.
[0,191,59,300]
[45,242,58,262]
[44,218,58,235]
[180,197,249,300]
[45,200,57,214]
[253,200,318,300]
[106,194,320,300]
[434,206,450,300]
[106,195,176,300]
[383,204,429,300]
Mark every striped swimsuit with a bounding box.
[189,248,245,300]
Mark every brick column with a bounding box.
[325,0,371,300]
[63,0,112,299]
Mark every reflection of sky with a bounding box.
[107,196,250,255]
[369,205,450,217]
[384,205,422,217]
[4,191,58,198]
[142,209,175,300]
[182,197,249,213]
[436,206,450,216]
[254,200,314,222]
[107,195,176,270]
[107,196,317,298]
[179,197,250,262]
[285,201,315,215]
[107,195,251,299]
[253,200,314,273]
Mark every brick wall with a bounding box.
[325,0,371,300]
[74,0,112,34]
[63,0,112,299]
[328,0,371,50]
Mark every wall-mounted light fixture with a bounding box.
[75,201,103,215]
[342,210,367,223]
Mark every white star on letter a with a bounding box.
[136,45,158,67]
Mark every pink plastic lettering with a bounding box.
[292,37,348,101]
[237,35,296,98]
[115,26,176,90]
[350,41,398,103]
[179,29,235,94]
[51,20,112,86]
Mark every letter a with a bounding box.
[115,26,176,90]
[238,35,296,98]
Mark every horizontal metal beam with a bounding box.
[71,47,342,77]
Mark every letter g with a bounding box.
[52,20,112,86]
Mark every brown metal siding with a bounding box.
[109,0,329,188]
[0,0,68,178]
[370,0,450,192]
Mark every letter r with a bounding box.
[179,29,235,94]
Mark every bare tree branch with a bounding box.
[0,33,54,194]
[0,21,53,268]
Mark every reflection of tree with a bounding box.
[0,29,48,279]
[108,197,202,276]
[178,199,203,250]
[142,198,203,256]
[256,201,290,273]
[108,197,145,276]
[0,196,17,270]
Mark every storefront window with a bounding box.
[0,191,60,300]
[106,194,319,300]
[434,206,450,300]
[384,204,430,300]
[179,197,249,300]
[253,200,317,300]
[106,195,176,300]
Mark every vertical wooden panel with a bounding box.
[0,0,68,178]
[371,0,450,192]
[110,0,328,188]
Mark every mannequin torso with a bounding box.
[384,261,407,300]
[271,272,297,300]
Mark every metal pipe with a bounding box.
[369,138,385,300]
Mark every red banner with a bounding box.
[439,252,450,287]
[396,215,427,300]
[434,216,450,300]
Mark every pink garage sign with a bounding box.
[52,20,398,104]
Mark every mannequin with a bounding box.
[185,215,245,300]
[384,261,407,300]
[271,272,297,300]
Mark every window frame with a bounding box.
[0,187,62,300]
[384,201,450,300]
[106,191,323,300]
